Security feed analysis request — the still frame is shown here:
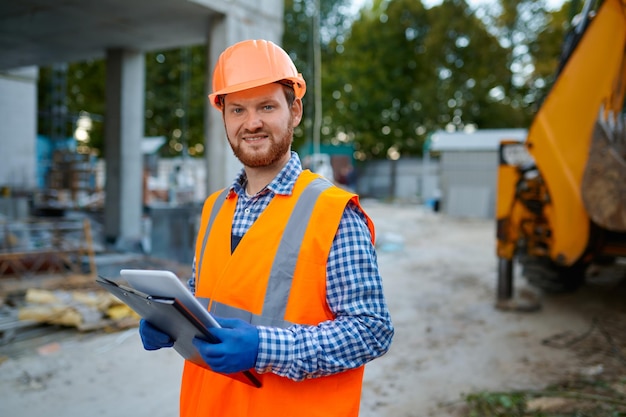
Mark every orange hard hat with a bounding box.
[209,39,306,110]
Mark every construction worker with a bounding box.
[138,39,394,417]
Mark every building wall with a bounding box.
[356,158,438,203]
[0,67,38,191]
[125,155,439,206]
[439,150,499,219]
[127,150,498,225]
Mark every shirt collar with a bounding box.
[229,151,303,198]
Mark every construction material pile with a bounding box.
[17,287,138,331]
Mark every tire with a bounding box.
[520,255,587,293]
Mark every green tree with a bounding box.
[282,0,355,150]
[427,0,524,129]
[144,45,207,157]
[323,0,518,160]
[38,45,207,158]
[528,0,572,98]
[475,0,568,112]
[322,0,431,159]
[38,61,106,154]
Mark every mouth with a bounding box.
[242,134,268,142]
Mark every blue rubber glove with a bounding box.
[192,317,259,374]
[139,319,174,351]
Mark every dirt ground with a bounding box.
[1,201,625,417]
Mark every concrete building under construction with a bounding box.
[0,0,284,252]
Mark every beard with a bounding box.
[227,118,294,168]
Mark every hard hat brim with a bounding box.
[208,75,306,110]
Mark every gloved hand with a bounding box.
[192,317,259,374]
[139,319,174,351]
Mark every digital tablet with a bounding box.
[120,269,221,330]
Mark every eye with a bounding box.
[263,105,274,111]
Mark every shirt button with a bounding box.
[244,208,250,213]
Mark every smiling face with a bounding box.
[222,83,302,169]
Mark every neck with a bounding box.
[244,152,291,195]
[244,167,277,195]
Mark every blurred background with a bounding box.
[0,0,573,269]
[3,1,626,415]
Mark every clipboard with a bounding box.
[96,275,262,388]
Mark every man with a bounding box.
[139,39,394,417]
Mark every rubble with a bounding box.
[0,252,193,344]
[1,287,139,344]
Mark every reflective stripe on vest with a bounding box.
[196,178,333,328]
[195,187,229,282]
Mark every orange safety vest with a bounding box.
[180,170,375,417]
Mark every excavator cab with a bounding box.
[495,0,626,308]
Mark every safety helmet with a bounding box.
[209,39,306,110]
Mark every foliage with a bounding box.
[323,0,434,159]
[463,381,626,416]
[475,0,571,113]
[465,391,529,416]
[38,62,105,154]
[144,45,207,157]
[282,0,355,151]
[528,0,573,103]
[322,0,529,160]
[37,45,207,158]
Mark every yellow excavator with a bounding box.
[495,0,626,307]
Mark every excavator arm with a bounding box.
[496,0,626,306]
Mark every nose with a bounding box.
[243,110,263,131]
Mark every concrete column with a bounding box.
[0,67,38,190]
[204,14,230,195]
[203,3,286,195]
[104,49,144,246]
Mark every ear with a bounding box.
[291,98,303,127]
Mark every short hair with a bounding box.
[276,80,296,106]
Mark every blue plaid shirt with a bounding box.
[189,152,394,381]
